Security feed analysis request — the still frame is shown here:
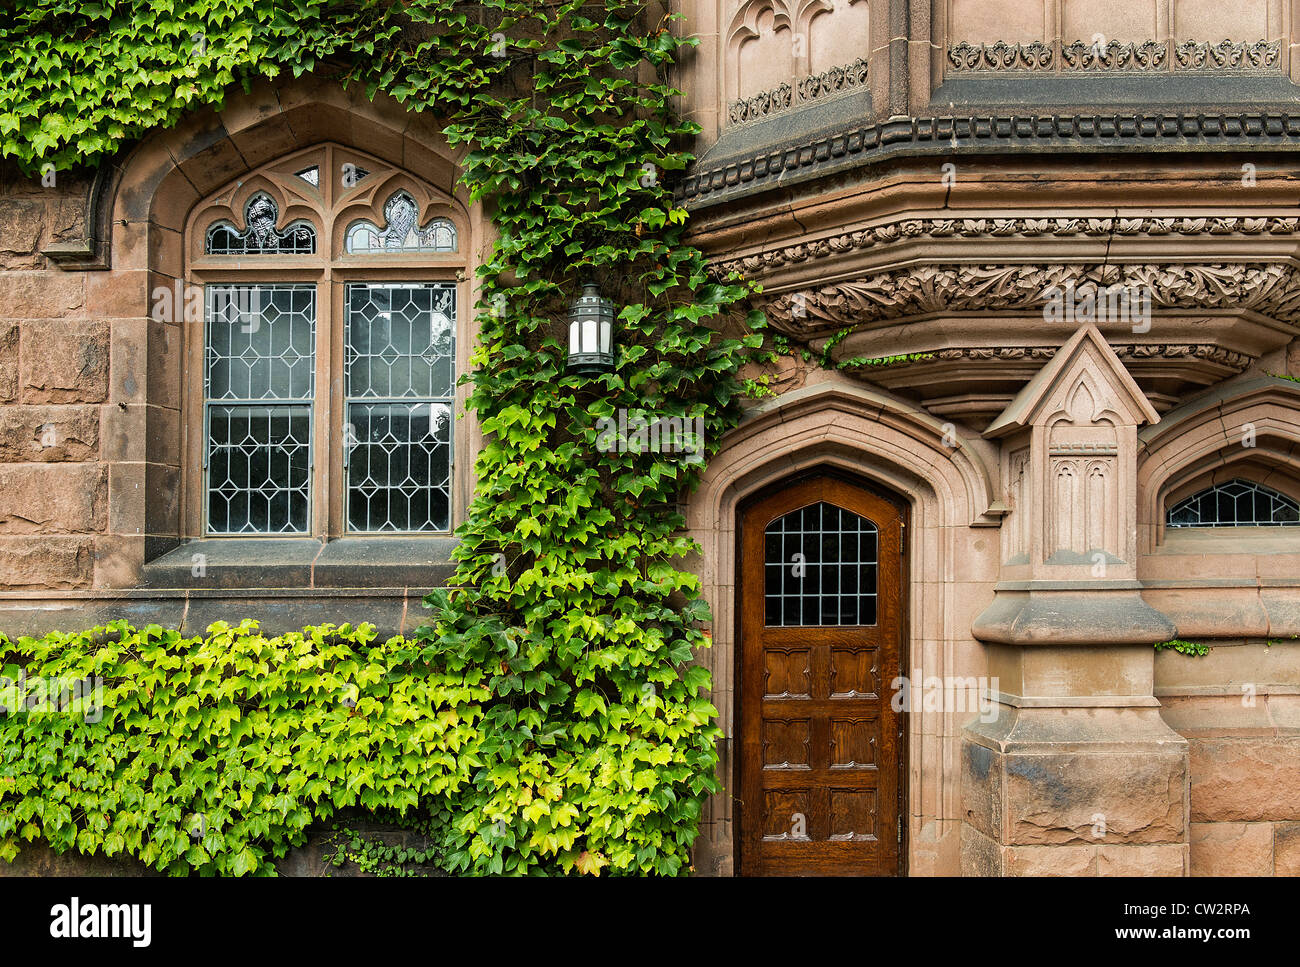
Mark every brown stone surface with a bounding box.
[1003,844,1098,876]
[0,536,93,589]
[1189,736,1300,822]
[19,320,109,403]
[1005,751,1186,845]
[0,269,84,318]
[0,322,17,401]
[0,405,98,461]
[1190,822,1275,876]
[0,464,106,533]
[1097,843,1188,877]
[0,199,45,260]
[1275,822,1300,876]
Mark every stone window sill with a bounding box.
[142,537,458,590]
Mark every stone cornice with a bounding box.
[679,112,1300,206]
[715,214,1300,280]
[765,262,1300,336]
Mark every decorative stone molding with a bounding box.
[1061,39,1167,72]
[679,112,1300,205]
[728,58,868,126]
[946,39,1278,76]
[947,41,1053,73]
[765,262,1300,336]
[845,344,1253,374]
[1175,39,1281,72]
[714,214,1300,279]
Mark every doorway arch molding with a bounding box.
[686,378,999,875]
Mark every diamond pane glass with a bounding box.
[344,283,455,532]
[205,284,315,535]
[764,502,878,627]
[205,194,315,255]
[206,405,312,534]
[1167,478,1300,527]
[346,402,452,532]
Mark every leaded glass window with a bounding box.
[205,194,316,255]
[345,191,457,253]
[204,285,315,534]
[344,283,455,532]
[1167,478,1300,527]
[764,502,878,626]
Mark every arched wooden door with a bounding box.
[736,474,906,876]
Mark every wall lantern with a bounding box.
[567,282,616,373]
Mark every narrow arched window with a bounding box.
[186,144,465,537]
[1166,478,1300,528]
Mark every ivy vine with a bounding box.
[0,1,768,876]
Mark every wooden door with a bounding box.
[737,475,905,876]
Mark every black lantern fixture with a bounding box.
[567,282,616,373]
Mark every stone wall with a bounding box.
[0,165,106,593]
[1156,641,1300,875]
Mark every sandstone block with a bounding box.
[0,269,84,318]
[1275,822,1300,876]
[1190,822,1274,876]
[0,464,106,533]
[19,320,108,403]
[1005,751,1186,845]
[0,535,93,588]
[0,322,16,401]
[1189,736,1300,821]
[0,405,98,461]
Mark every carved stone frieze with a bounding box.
[947,41,1053,72]
[714,214,1300,279]
[728,58,868,126]
[945,39,1279,75]
[1175,39,1281,71]
[843,344,1253,373]
[1061,39,1167,71]
[765,262,1300,335]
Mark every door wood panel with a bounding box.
[737,475,906,876]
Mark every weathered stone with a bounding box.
[1189,736,1300,822]
[1003,844,1098,876]
[0,199,45,259]
[0,405,98,461]
[1190,822,1274,876]
[19,320,108,403]
[0,322,16,401]
[0,536,93,588]
[0,464,106,533]
[1097,843,1188,876]
[1005,751,1186,845]
[1275,822,1300,876]
[0,269,84,317]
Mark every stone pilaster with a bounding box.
[965,325,1188,875]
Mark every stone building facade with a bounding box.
[2,0,1300,876]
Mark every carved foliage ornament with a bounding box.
[729,58,869,125]
[946,39,1279,74]
[765,263,1300,335]
[715,214,1300,279]
[842,344,1253,373]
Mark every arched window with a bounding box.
[1166,478,1300,528]
[187,144,465,537]
[764,501,878,626]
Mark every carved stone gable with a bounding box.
[986,325,1158,578]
